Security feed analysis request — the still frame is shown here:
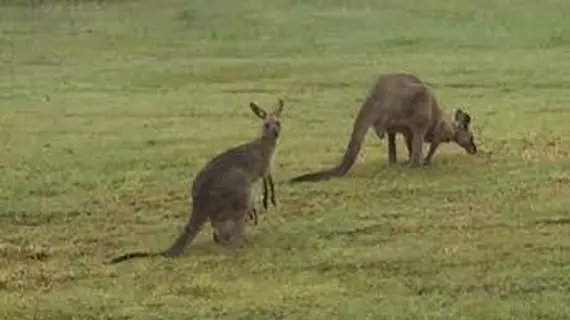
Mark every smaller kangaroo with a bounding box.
[290,73,477,183]
[246,174,277,226]
[108,99,284,264]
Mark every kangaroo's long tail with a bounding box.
[290,98,377,183]
[107,208,207,264]
[108,251,161,264]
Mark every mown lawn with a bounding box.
[1,0,570,319]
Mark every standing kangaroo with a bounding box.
[108,99,284,264]
[290,73,477,183]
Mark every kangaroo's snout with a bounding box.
[262,119,281,139]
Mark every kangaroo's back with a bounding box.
[369,73,436,121]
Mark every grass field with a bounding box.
[1,0,570,318]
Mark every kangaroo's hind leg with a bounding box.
[408,127,427,168]
[211,219,235,245]
[212,218,247,248]
[229,217,247,247]
[211,195,249,246]
[374,123,399,165]
[373,124,386,141]
[387,132,398,165]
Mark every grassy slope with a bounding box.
[1,0,570,318]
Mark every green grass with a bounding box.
[2,0,570,318]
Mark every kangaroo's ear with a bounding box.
[273,99,284,117]
[249,102,267,119]
[455,108,471,128]
[454,108,464,122]
[463,112,471,126]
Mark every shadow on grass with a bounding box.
[346,151,487,179]
[531,216,570,225]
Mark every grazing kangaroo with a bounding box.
[290,73,477,183]
[247,174,277,226]
[108,99,284,264]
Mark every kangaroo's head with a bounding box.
[249,99,284,139]
[452,108,477,154]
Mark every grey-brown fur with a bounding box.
[108,99,284,263]
[290,73,477,183]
